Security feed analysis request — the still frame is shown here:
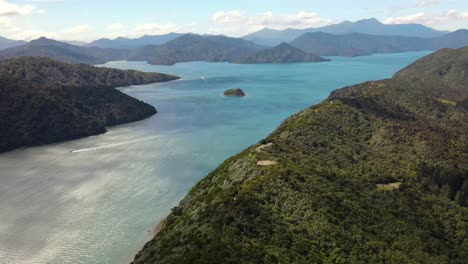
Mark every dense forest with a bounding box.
[133,47,468,263]
[0,57,179,152]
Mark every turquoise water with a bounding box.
[0,51,430,264]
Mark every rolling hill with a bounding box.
[128,34,264,65]
[0,37,126,64]
[235,42,329,64]
[0,57,179,152]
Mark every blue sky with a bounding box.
[0,0,467,41]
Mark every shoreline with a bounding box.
[154,217,167,236]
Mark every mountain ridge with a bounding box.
[0,36,26,51]
[244,18,450,46]
[290,30,468,57]
[86,33,183,49]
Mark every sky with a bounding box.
[0,0,467,41]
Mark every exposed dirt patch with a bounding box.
[257,160,277,166]
[255,143,273,152]
[376,182,402,190]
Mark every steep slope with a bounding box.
[87,33,183,49]
[235,42,329,64]
[0,57,179,152]
[244,18,449,46]
[395,46,468,92]
[0,36,26,50]
[133,47,468,263]
[290,31,468,57]
[128,34,264,65]
[0,37,126,64]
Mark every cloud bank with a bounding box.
[209,10,331,36]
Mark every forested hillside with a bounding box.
[0,57,179,152]
[133,47,468,264]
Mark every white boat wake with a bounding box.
[70,135,160,153]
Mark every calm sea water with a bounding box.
[0,52,430,264]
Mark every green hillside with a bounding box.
[133,47,468,264]
[0,57,179,152]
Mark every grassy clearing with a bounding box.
[376,182,402,190]
[437,98,457,106]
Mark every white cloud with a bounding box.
[209,10,331,36]
[0,0,37,16]
[0,17,12,27]
[445,9,468,20]
[9,24,93,41]
[385,12,430,24]
[107,23,123,31]
[11,29,57,40]
[385,9,468,26]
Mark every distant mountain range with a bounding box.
[86,33,183,49]
[235,42,329,64]
[0,36,26,50]
[244,18,449,46]
[127,34,264,65]
[0,57,179,153]
[290,30,468,57]
[0,19,466,65]
[0,34,265,65]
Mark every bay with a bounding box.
[0,51,430,263]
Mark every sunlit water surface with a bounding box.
[0,51,430,263]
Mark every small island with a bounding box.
[224,88,246,97]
